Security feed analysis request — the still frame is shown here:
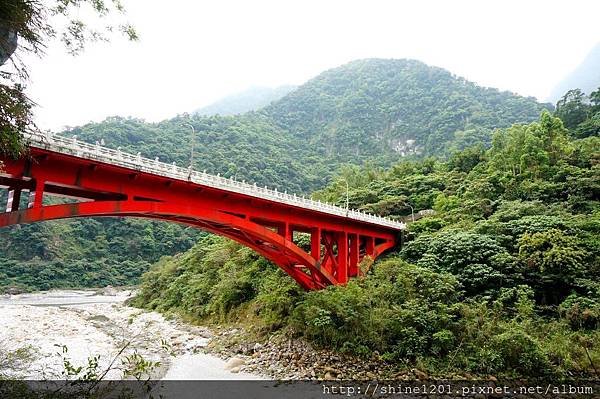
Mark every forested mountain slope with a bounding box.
[265,59,551,159]
[58,59,553,191]
[135,111,600,378]
[0,58,553,292]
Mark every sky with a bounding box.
[24,0,600,131]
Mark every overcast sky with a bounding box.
[25,0,600,131]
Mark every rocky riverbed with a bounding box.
[1,289,421,382]
[0,289,262,380]
[205,328,414,381]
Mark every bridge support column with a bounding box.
[336,231,348,284]
[311,227,321,262]
[277,223,293,242]
[365,236,375,257]
[28,179,44,209]
[5,188,22,212]
[349,233,359,277]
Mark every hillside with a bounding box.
[194,85,297,116]
[548,43,600,103]
[265,59,551,158]
[134,111,600,378]
[1,58,553,292]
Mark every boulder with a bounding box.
[224,357,245,370]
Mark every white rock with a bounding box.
[224,357,245,370]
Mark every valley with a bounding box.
[1,55,599,384]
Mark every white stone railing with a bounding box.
[24,131,406,231]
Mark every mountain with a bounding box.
[1,58,552,292]
[194,85,297,116]
[265,59,551,158]
[548,43,600,103]
[132,111,600,378]
[61,59,549,193]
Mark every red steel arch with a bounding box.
[0,147,401,290]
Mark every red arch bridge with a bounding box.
[0,133,406,290]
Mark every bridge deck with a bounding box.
[1,132,404,289]
[20,132,405,231]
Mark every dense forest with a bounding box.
[133,104,599,377]
[266,59,550,159]
[0,59,551,292]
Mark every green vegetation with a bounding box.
[134,110,599,377]
[0,59,550,291]
[0,0,137,159]
[555,87,600,137]
[266,59,550,159]
[0,216,199,292]
[2,0,597,383]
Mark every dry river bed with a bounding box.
[0,289,263,380]
[1,289,428,382]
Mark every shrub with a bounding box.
[291,260,461,360]
[253,268,304,330]
[490,328,550,375]
[402,231,508,296]
[559,294,600,330]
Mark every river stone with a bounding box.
[87,314,110,323]
[224,356,245,370]
[4,287,25,295]
[413,369,428,379]
[323,366,337,373]
[100,285,118,296]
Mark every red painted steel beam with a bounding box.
[310,227,321,262]
[349,233,359,277]
[0,149,397,240]
[0,200,341,290]
[337,231,348,284]
[0,148,401,290]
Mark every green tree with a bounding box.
[489,111,570,179]
[518,229,587,304]
[555,89,590,131]
[0,0,137,158]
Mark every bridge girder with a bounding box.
[0,149,399,290]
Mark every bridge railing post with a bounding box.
[5,188,21,212]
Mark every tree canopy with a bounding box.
[0,0,136,158]
[133,112,600,378]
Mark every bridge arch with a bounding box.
[0,138,403,290]
[0,200,342,290]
